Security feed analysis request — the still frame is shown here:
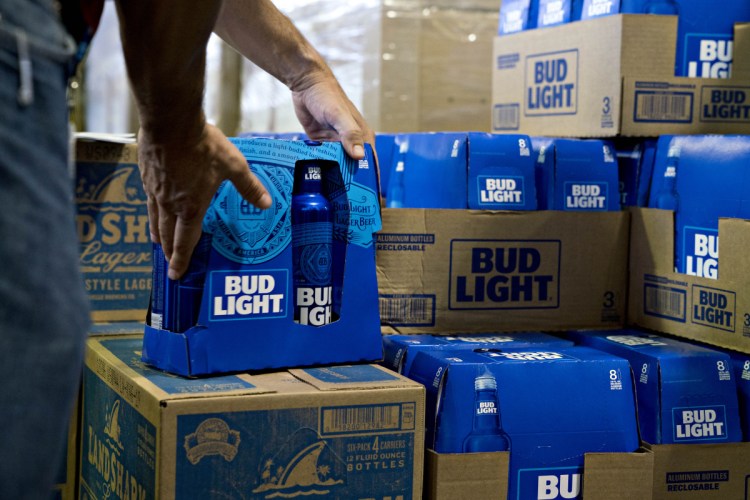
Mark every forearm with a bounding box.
[214,0,331,91]
[115,0,223,142]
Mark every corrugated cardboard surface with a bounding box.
[583,451,655,500]
[377,208,629,333]
[492,14,750,137]
[81,336,425,499]
[425,449,509,500]
[647,442,750,499]
[424,449,653,500]
[628,208,750,354]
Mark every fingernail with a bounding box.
[150,232,158,242]
[353,145,365,158]
[168,267,179,281]
[259,192,272,209]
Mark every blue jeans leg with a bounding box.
[0,2,90,499]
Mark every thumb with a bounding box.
[228,160,272,210]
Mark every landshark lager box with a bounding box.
[408,346,640,499]
[564,329,743,444]
[75,136,151,322]
[144,138,383,376]
[80,336,425,499]
[381,332,574,376]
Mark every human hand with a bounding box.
[138,123,271,280]
[291,71,376,162]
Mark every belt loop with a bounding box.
[16,29,34,106]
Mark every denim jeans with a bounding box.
[0,1,90,498]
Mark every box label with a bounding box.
[525,50,578,116]
[682,227,719,279]
[563,181,609,210]
[700,86,750,122]
[208,269,289,321]
[684,35,733,79]
[477,175,525,207]
[518,466,582,500]
[80,368,156,500]
[76,159,151,314]
[449,240,560,310]
[672,406,729,442]
[643,275,687,322]
[375,233,435,252]
[493,103,521,131]
[691,285,736,332]
[665,470,729,494]
[379,294,436,327]
[633,83,694,123]
[175,406,416,499]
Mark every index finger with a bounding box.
[168,217,204,280]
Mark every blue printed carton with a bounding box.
[81,336,425,499]
[564,329,743,444]
[621,0,750,78]
[499,0,535,35]
[730,351,750,441]
[408,346,640,499]
[75,137,151,322]
[143,138,383,376]
[384,132,537,211]
[648,134,750,280]
[551,139,621,211]
[381,332,574,375]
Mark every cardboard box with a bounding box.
[491,14,750,137]
[628,207,750,354]
[408,346,641,499]
[52,397,80,500]
[377,208,629,333]
[75,137,151,322]
[647,442,750,499]
[143,139,383,376]
[424,449,654,500]
[79,336,425,499]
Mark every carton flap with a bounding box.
[620,14,678,78]
[583,451,654,499]
[718,216,750,286]
[289,364,422,391]
[424,449,509,500]
[732,23,750,77]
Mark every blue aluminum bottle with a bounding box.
[150,232,212,332]
[463,367,512,453]
[292,161,333,326]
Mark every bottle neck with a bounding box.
[295,163,324,195]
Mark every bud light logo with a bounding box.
[449,239,560,310]
[564,182,608,210]
[691,285,735,332]
[682,227,718,279]
[526,50,578,116]
[673,406,728,442]
[701,87,750,122]
[685,35,733,79]
[518,467,582,500]
[477,175,524,207]
[209,269,288,320]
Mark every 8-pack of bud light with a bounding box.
[407,346,640,499]
[143,138,383,376]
